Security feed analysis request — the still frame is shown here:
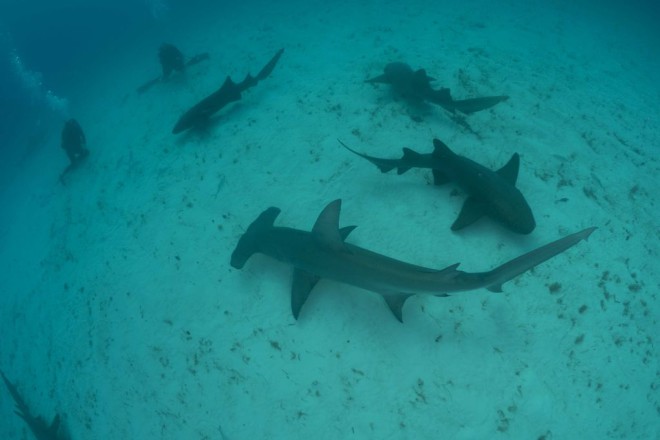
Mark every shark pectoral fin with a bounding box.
[451,95,509,114]
[365,74,389,84]
[432,169,451,185]
[291,269,320,319]
[496,153,520,185]
[428,88,454,112]
[452,197,486,231]
[312,200,347,251]
[487,284,503,293]
[383,294,413,322]
[49,414,61,433]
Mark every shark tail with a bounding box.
[485,227,597,292]
[230,207,281,269]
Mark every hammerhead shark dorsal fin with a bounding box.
[452,197,486,231]
[383,294,413,322]
[312,200,346,251]
[495,153,520,185]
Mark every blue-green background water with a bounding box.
[0,0,658,438]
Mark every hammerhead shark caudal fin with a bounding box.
[485,226,597,293]
[230,207,281,269]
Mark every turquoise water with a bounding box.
[0,0,658,438]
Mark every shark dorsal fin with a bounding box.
[312,199,345,251]
[432,139,454,159]
[398,148,421,174]
[496,153,520,185]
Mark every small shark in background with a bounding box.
[231,199,595,322]
[172,48,284,134]
[367,62,509,114]
[136,43,210,94]
[340,139,536,234]
[1,370,68,440]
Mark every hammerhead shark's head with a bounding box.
[367,62,509,114]
[172,48,284,134]
[1,371,67,440]
[341,139,536,234]
[231,200,595,322]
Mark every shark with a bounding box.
[172,48,284,134]
[367,61,509,114]
[340,138,536,234]
[1,370,67,440]
[136,43,210,94]
[230,199,595,322]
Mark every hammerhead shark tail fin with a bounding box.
[485,226,597,292]
[230,207,281,269]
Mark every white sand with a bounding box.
[1,1,658,438]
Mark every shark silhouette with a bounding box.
[367,62,508,114]
[231,200,595,322]
[172,48,284,134]
[1,370,67,440]
[136,43,210,94]
[340,139,536,234]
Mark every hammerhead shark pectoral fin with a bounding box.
[383,294,413,322]
[496,153,520,185]
[291,268,320,319]
[452,197,486,231]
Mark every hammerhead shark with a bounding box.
[172,48,284,134]
[1,370,67,440]
[367,62,509,114]
[231,200,595,322]
[340,139,536,234]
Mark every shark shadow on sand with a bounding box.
[1,370,69,440]
[172,48,284,134]
[340,138,536,234]
[231,199,595,322]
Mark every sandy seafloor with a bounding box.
[1,0,658,438]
